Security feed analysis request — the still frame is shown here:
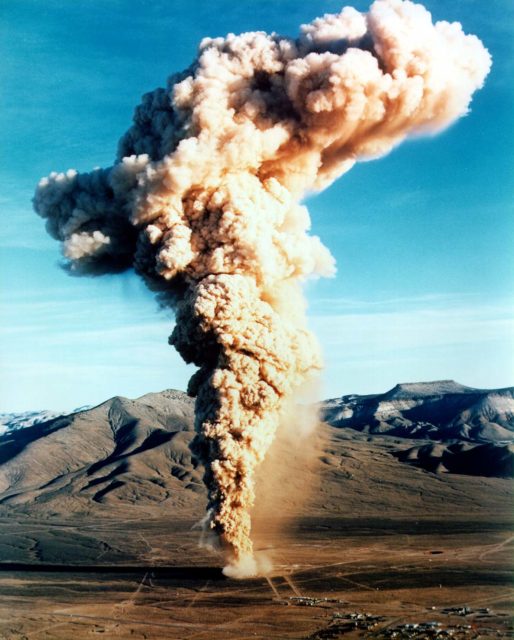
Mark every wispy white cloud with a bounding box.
[310,298,514,397]
[311,301,514,349]
[308,291,483,313]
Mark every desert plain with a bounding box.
[0,383,512,639]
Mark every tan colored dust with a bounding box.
[34,0,490,576]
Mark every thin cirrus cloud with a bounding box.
[2,291,512,411]
[312,297,514,397]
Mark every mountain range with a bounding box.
[0,410,66,435]
[322,380,514,478]
[0,381,512,520]
[321,380,514,442]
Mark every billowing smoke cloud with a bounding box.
[34,0,490,576]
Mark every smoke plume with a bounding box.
[34,0,490,576]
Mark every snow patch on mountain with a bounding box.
[0,407,90,435]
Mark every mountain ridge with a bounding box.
[321,379,514,442]
[0,381,512,519]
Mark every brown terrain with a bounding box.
[0,382,513,639]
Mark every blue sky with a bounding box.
[1,0,513,411]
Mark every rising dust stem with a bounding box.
[34,0,490,576]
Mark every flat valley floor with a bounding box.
[1,516,512,640]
